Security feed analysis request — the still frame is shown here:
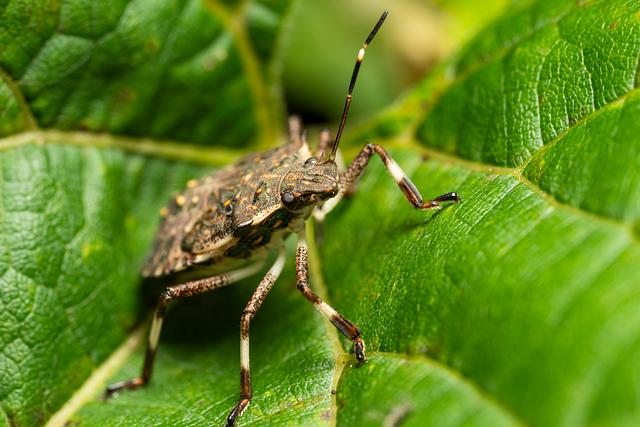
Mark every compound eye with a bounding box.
[304,157,318,167]
[282,191,295,205]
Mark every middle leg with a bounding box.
[226,248,286,426]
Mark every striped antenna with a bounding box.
[328,10,389,161]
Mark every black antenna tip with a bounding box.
[365,10,389,46]
[329,10,390,161]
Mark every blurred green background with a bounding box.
[282,0,510,125]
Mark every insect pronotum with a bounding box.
[105,10,460,426]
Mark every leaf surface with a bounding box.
[0,0,286,146]
[336,354,520,427]
[0,141,207,426]
[324,1,640,426]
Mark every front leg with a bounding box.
[341,143,460,209]
[295,228,366,364]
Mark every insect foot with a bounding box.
[103,377,145,399]
[354,336,367,366]
[423,191,461,209]
[226,398,250,427]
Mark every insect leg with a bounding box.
[295,228,366,364]
[105,262,263,397]
[227,248,286,427]
[341,143,460,209]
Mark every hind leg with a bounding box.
[105,263,263,396]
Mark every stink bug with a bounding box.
[105,10,460,426]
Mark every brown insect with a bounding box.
[105,11,459,426]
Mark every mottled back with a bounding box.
[143,142,313,278]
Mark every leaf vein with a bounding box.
[0,66,38,130]
[358,351,528,427]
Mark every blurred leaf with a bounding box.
[282,0,511,126]
[0,0,288,146]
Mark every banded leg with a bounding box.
[295,228,366,364]
[341,143,460,209]
[226,248,286,427]
[105,262,263,397]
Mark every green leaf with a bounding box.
[323,1,640,427]
[523,92,640,222]
[415,0,640,168]
[337,354,520,427]
[0,0,291,425]
[0,0,285,146]
[0,140,208,426]
[323,152,640,427]
[2,0,639,426]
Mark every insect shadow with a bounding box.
[393,204,451,233]
[137,275,253,345]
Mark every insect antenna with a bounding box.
[328,10,388,162]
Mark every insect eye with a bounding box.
[304,157,318,167]
[282,192,295,204]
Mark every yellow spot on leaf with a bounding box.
[82,241,103,259]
